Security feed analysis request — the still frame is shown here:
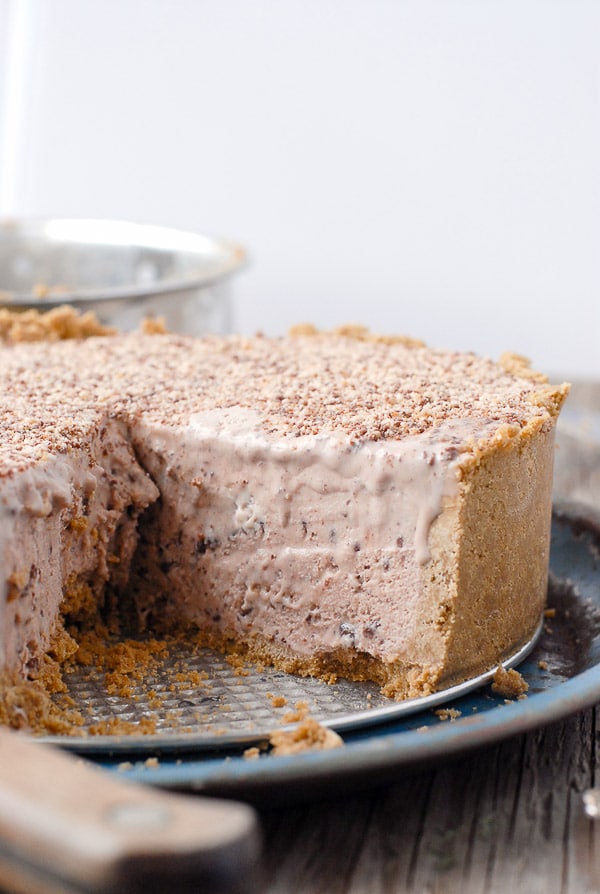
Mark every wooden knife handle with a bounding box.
[0,727,261,893]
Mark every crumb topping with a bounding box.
[0,330,568,477]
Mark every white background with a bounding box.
[0,0,598,380]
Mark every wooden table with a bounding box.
[259,712,599,892]
[256,382,600,894]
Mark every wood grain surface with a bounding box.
[258,384,600,893]
[259,710,600,892]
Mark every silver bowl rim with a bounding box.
[0,217,248,307]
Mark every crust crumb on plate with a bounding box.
[269,718,344,756]
[281,701,310,724]
[434,707,462,722]
[491,665,529,698]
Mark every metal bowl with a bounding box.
[0,218,247,335]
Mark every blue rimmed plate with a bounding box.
[82,502,600,802]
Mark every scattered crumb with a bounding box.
[434,707,462,722]
[267,694,288,708]
[491,665,529,698]
[416,725,429,732]
[0,673,84,735]
[269,718,344,756]
[117,761,133,772]
[282,700,310,723]
[544,607,557,619]
[243,746,261,761]
[538,659,549,671]
[88,716,158,736]
[144,756,160,769]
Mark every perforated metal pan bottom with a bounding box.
[35,621,542,756]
